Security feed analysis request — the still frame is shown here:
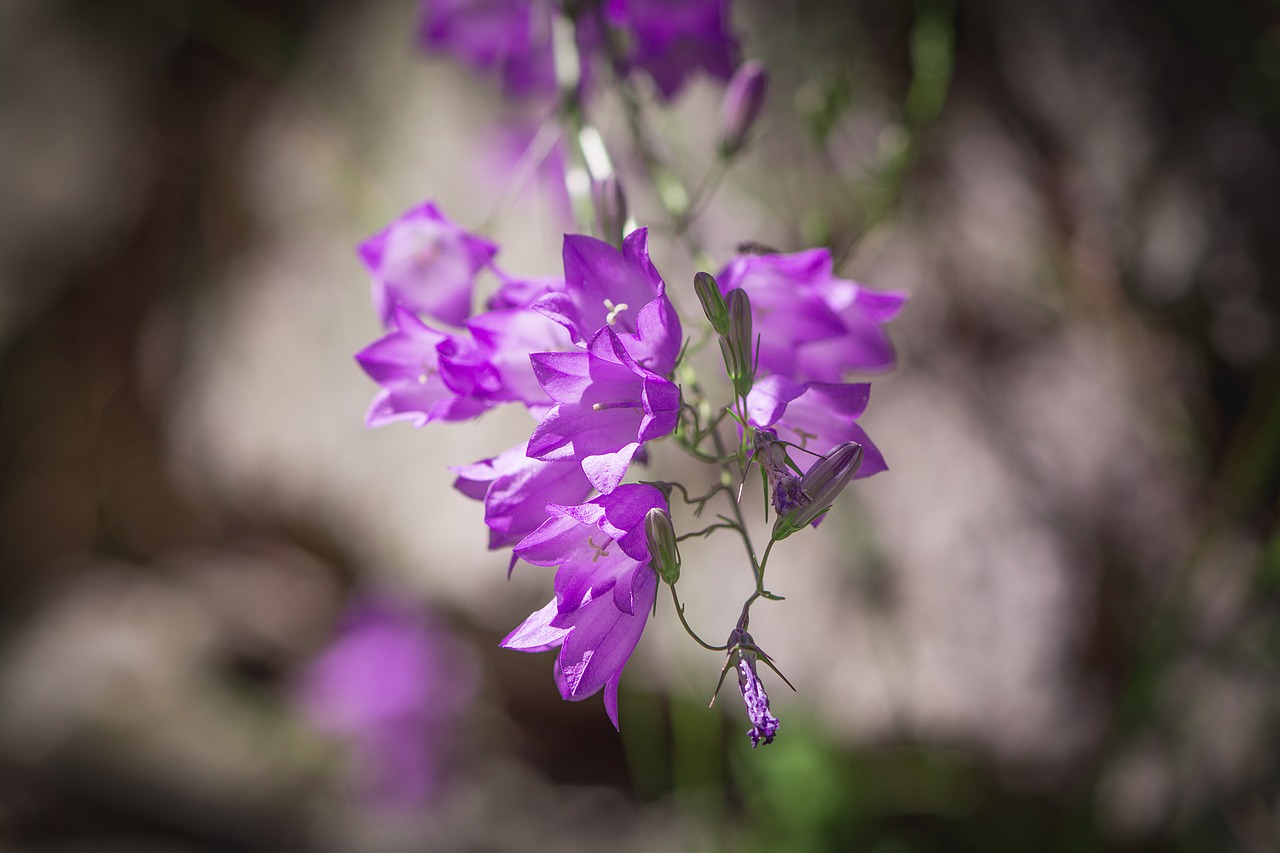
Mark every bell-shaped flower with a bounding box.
[718,248,906,380]
[534,228,682,374]
[355,307,495,428]
[503,484,668,727]
[486,273,565,311]
[417,0,559,98]
[294,596,479,807]
[526,327,680,494]
[451,442,593,552]
[359,201,498,327]
[463,306,572,412]
[605,0,739,100]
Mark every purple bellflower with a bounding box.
[295,596,478,808]
[746,375,887,478]
[418,0,558,98]
[534,228,682,374]
[359,201,498,328]
[718,248,907,380]
[420,0,738,103]
[355,307,495,428]
[502,484,668,727]
[463,306,573,412]
[605,0,739,100]
[527,326,681,494]
[452,441,594,552]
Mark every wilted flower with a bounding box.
[716,628,781,748]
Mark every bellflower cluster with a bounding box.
[417,0,738,102]
[356,6,906,748]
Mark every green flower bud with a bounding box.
[645,507,681,584]
[773,441,863,540]
[725,288,755,397]
[694,271,730,336]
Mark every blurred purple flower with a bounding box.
[359,201,498,327]
[503,484,668,727]
[718,248,907,380]
[606,0,739,100]
[418,0,557,97]
[419,0,738,102]
[527,327,681,494]
[296,597,478,808]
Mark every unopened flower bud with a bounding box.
[694,271,730,336]
[725,288,755,396]
[645,507,680,585]
[773,441,863,540]
[718,61,769,158]
[593,175,628,249]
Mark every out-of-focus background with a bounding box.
[2,0,1279,850]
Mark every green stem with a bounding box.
[670,585,728,651]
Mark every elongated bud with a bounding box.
[718,61,769,158]
[726,289,755,396]
[694,271,730,336]
[593,175,628,249]
[773,441,863,540]
[645,507,681,584]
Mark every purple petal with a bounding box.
[550,568,657,728]
[745,375,807,429]
[502,597,570,652]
